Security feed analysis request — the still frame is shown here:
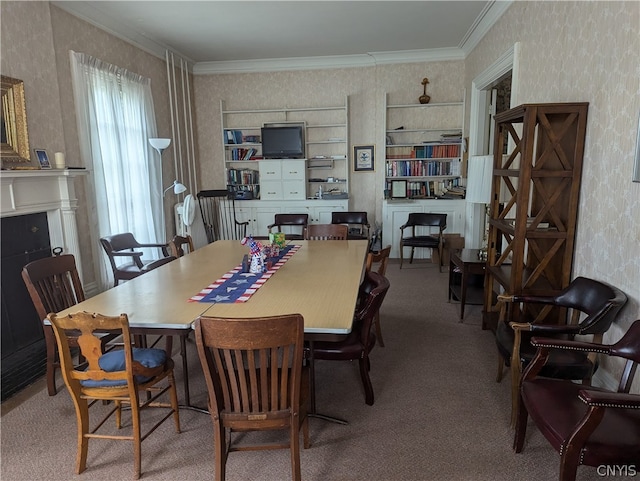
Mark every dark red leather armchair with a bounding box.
[495,276,628,423]
[514,320,640,481]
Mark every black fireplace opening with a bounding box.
[1,212,52,401]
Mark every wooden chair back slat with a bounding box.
[303,223,348,240]
[194,313,309,480]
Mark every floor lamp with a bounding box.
[465,155,493,260]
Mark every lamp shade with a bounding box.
[163,180,187,196]
[466,155,493,204]
[149,138,171,155]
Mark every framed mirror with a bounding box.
[1,75,31,163]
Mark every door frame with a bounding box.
[464,42,521,248]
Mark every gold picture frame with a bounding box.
[1,75,31,163]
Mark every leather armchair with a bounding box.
[514,320,640,481]
[495,276,628,425]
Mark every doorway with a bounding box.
[464,43,520,248]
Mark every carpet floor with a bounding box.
[0,260,625,480]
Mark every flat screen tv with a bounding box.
[261,125,305,159]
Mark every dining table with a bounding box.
[55,239,369,418]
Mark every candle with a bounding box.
[53,152,65,169]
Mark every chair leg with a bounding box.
[359,356,374,405]
[214,421,227,481]
[513,394,528,453]
[510,361,521,428]
[399,242,404,269]
[43,326,58,396]
[75,398,90,474]
[302,416,310,449]
[409,247,415,264]
[168,370,181,432]
[496,355,505,382]
[290,423,302,481]
[374,313,385,347]
[131,395,142,480]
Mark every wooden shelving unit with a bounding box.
[482,102,588,330]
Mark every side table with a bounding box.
[448,248,486,321]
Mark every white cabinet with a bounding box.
[258,159,305,200]
[382,199,465,258]
[221,98,349,201]
[223,199,348,238]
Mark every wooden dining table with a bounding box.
[56,239,369,414]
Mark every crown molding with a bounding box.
[51,1,195,68]
[459,0,513,55]
[192,48,466,75]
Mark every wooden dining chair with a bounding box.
[168,234,194,257]
[365,245,391,347]
[48,311,181,479]
[303,223,348,240]
[310,271,390,405]
[194,313,310,481]
[21,254,118,396]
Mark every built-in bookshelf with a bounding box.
[220,98,349,200]
[384,94,465,199]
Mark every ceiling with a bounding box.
[52,1,512,74]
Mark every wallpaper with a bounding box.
[465,1,640,387]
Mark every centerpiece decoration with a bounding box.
[241,236,265,274]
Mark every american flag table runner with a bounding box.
[189,244,301,303]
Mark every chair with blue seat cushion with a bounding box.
[48,310,181,480]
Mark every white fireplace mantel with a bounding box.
[1,169,89,278]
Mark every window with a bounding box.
[70,51,164,289]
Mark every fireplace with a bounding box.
[0,169,87,400]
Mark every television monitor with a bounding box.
[261,125,305,159]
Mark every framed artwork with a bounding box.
[391,179,407,198]
[354,144,374,172]
[34,149,51,169]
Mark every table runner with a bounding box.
[189,244,301,303]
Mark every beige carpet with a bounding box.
[0,260,623,481]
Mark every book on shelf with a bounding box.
[225,130,244,144]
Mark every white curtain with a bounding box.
[70,51,164,290]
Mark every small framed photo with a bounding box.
[391,179,407,198]
[34,149,51,169]
[354,145,375,172]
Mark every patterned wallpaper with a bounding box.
[465,1,640,387]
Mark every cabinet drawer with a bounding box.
[258,161,282,180]
[260,181,283,200]
[282,180,305,200]
[281,161,305,180]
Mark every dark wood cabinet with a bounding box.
[482,103,588,330]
